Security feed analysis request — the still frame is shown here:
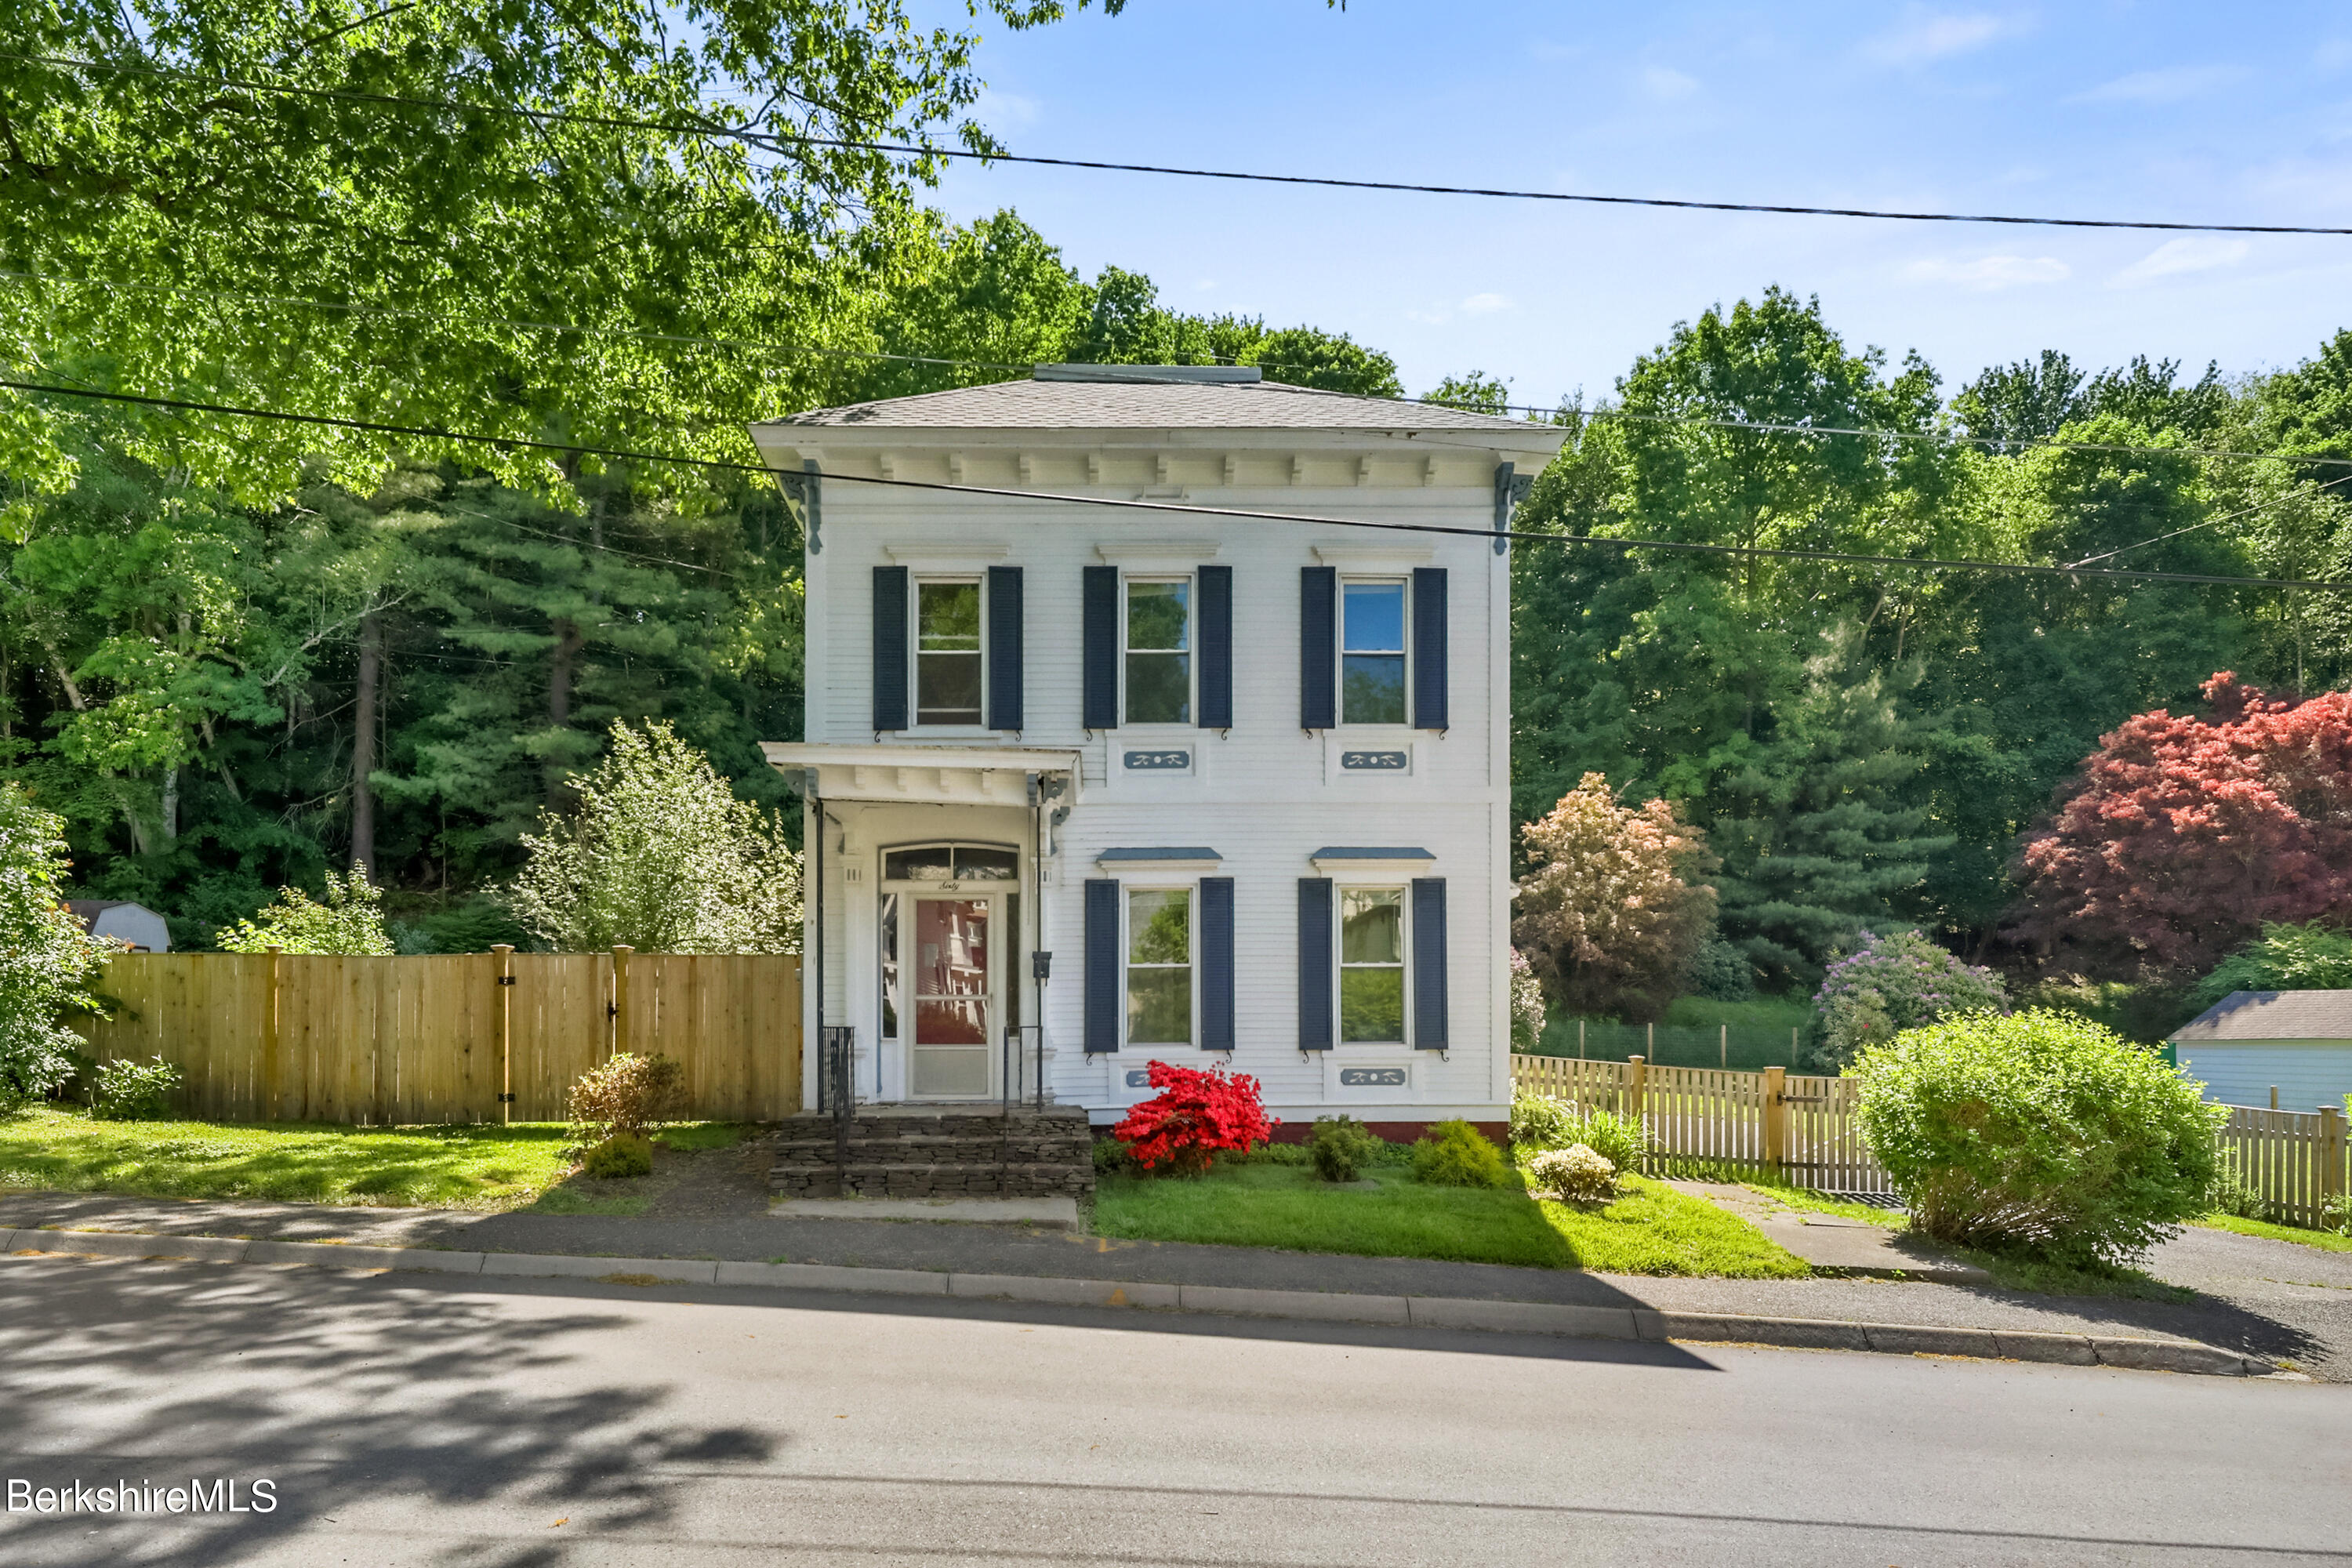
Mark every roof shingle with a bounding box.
[757,372,1555,436]
[2171,990,2352,1041]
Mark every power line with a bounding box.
[18,47,2352,238]
[2067,470,2352,568]
[12,270,2352,475]
[6,376,2347,594]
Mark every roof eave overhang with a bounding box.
[748,424,1567,462]
[762,742,1080,808]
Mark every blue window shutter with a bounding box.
[872,566,909,731]
[1298,877,1333,1051]
[1198,565,1232,729]
[1412,568,1448,731]
[1083,565,1119,730]
[1300,567,1337,730]
[987,565,1023,731]
[1412,877,1448,1048]
[1085,879,1121,1052]
[1201,877,1236,1051]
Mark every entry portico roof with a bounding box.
[762,742,1080,808]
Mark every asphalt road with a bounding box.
[2,1254,2347,1567]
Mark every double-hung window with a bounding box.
[1124,579,1191,724]
[915,579,983,726]
[1341,580,1406,724]
[1126,887,1192,1044]
[1338,887,1406,1043]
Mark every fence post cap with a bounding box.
[492,943,514,955]
[612,945,634,956]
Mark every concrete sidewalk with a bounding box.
[4,1188,2339,1378]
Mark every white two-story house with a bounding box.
[752,365,1564,1139]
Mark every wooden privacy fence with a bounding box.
[1514,1054,1886,1197]
[81,948,802,1126]
[2217,1104,2348,1230]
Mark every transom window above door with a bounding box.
[1341,581,1406,725]
[884,844,1018,884]
[1124,579,1191,724]
[916,579,982,725]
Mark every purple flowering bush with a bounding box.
[1806,930,2007,1073]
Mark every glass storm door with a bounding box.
[908,896,996,1098]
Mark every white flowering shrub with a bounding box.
[1509,948,1548,1051]
[1527,1144,1617,1203]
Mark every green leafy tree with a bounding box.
[510,720,802,953]
[2194,921,2352,1009]
[0,782,109,1109]
[218,869,394,955]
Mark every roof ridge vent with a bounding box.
[1032,363,1262,384]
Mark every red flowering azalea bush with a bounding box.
[1109,1060,1276,1177]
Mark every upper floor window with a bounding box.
[916,579,982,726]
[1341,580,1406,724]
[1124,578,1191,724]
[1339,886,1406,1042]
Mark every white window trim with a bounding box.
[1338,575,1410,730]
[1123,878,1200,1051]
[1120,572,1196,730]
[911,574,988,731]
[1335,880,1411,1048]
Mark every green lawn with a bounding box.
[2197,1213,2352,1253]
[1093,1163,1809,1277]
[0,1105,747,1211]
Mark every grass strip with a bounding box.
[2195,1213,2352,1254]
[0,1105,748,1211]
[1094,1163,1809,1277]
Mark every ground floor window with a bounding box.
[1127,887,1192,1045]
[1339,886,1405,1043]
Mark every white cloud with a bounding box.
[2074,65,2249,104]
[1459,292,1512,315]
[1901,254,2071,291]
[2107,237,2252,287]
[1861,9,2024,67]
[1639,66,1699,102]
[980,89,1042,125]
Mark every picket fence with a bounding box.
[1512,1054,1894,1195]
[81,948,802,1125]
[1511,1054,2351,1220]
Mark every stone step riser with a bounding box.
[769,1143,1093,1164]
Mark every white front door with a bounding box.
[905,894,999,1099]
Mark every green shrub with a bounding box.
[1093,1135,1138,1176]
[2207,1163,2267,1220]
[1410,1120,1508,1189]
[1807,929,2007,1073]
[1510,1090,1577,1149]
[1511,1091,1650,1172]
[1853,1009,2227,1268]
[581,1132,654,1179]
[89,1056,181,1121]
[2194,921,2352,1011]
[1308,1116,1386,1182]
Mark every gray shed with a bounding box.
[2170,991,2352,1112]
[66,900,171,953]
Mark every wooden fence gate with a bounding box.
[80,948,802,1125]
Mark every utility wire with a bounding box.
[2067,470,2352,568]
[16,48,2352,237]
[5,376,2347,594]
[9,270,2350,474]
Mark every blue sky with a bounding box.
[906,2,2352,406]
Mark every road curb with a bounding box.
[2,1225,2273,1377]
